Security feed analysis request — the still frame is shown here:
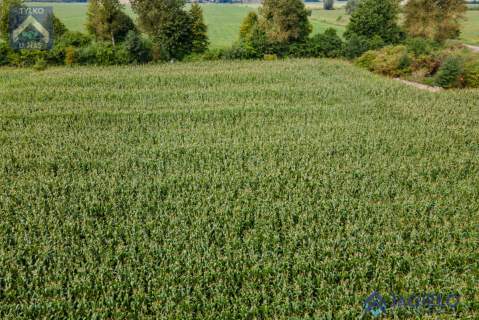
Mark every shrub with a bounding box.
[435,56,464,88]
[201,48,224,61]
[356,45,412,77]
[345,0,403,45]
[410,54,441,77]
[0,41,10,66]
[324,0,334,10]
[307,28,344,58]
[123,30,152,64]
[355,50,378,70]
[222,44,258,60]
[405,37,439,56]
[33,58,47,71]
[65,47,75,66]
[75,42,122,66]
[47,32,92,65]
[343,34,371,59]
[464,61,479,88]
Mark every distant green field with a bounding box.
[27,2,479,47]
[1,58,478,319]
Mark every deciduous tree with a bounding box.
[404,0,466,42]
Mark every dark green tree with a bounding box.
[344,0,402,44]
[52,14,68,38]
[131,0,194,60]
[190,3,208,53]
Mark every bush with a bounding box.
[200,48,224,61]
[355,50,378,70]
[356,45,411,77]
[343,34,371,59]
[47,32,92,65]
[33,58,47,71]
[0,41,10,66]
[7,50,47,67]
[123,30,152,64]
[405,37,439,56]
[309,28,344,58]
[464,61,479,88]
[435,56,464,88]
[75,42,124,66]
[65,47,75,66]
[222,44,258,60]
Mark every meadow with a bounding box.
[31,2,479,47]
[0,59,478,318]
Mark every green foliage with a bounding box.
[0,41,10,65]
[33,57,47,71]
[87,0,136,45]
[404,0,467,42]
[131,0,195,61]
[405,37,439,56]
[52,14,68,38]
[47,32,92,65]
[291,27,343,58]
[464,61,479,88]
[324,0,335,10]
[0,60,478,319]
[343,34,379,59]
[0,0,23,42]
[190,3,209,54]
[345,0,403,45]
[435,55,464,88]
[259,0,312,45]
[123,30,152,64]
[75,41,126,65]
[356,45,412,77]
[65,46,75,65]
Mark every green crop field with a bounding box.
[1,59,478,318]
[27,2,479,47]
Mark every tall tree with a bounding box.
[0,0,23,42]
[345,0,402,44]
[86,0,136,46]
[259,0,312,45]
[190,3,208,53]
[131,0,194,60]
[404,0,467,42]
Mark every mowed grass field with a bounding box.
[1,59,478,318]
[32,2,479,47]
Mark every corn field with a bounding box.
[0,59,478,319]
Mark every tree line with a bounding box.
[0,0,470,67]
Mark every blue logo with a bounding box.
[364,291,387,317]
[363,291,460,317]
